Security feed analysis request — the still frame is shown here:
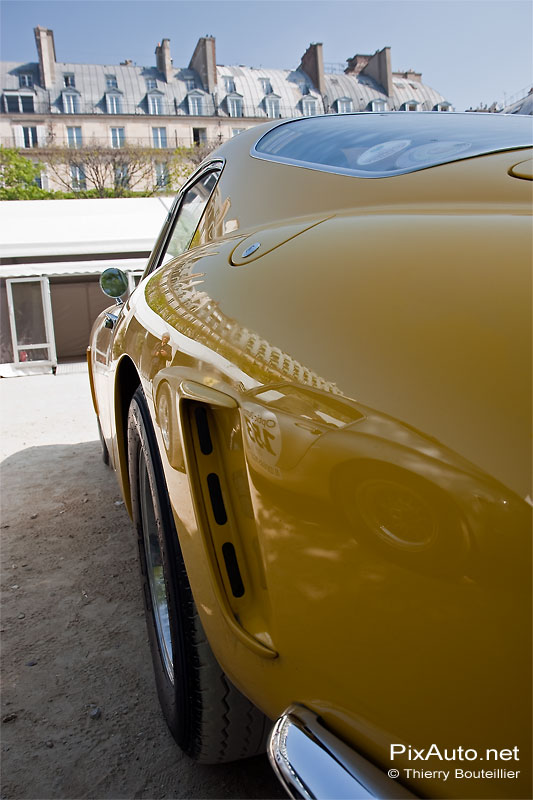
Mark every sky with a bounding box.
[1,0,531,112]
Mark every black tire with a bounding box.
[127,387,270,763]
[97,418,110,465]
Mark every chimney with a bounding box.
[155,38,173,82]
[393,69,422,83]
[34,26,56,89]
[345,54,371,74]
[189,36,217,94]
[299,43,325,95]
[352,47,393,97]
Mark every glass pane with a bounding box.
[11,281,47,345]
[161,171,219,263]
[21,96,34,112]
[18,347,49,362]
[254,113,533,178]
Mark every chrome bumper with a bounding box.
[268,705,415,799]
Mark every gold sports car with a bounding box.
[88,112,532,800]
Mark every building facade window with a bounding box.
[192,127,207,145]
[148,93,164,115]
[370,99,387,111]
[145,77,157,90]
[67,126,82,148]
[63,73,76,88]
[71,164,86,190]
[115,164,130,188]
[106,74,118,89]
[302,97,317,116]
[223,76,236,93]
[260,78,272,94]
[35,171,48,190]
[5,94,34,113]
[265,96,280,118]
[152,127,167,148]
[188,94,204,116]
[63,93,80,113]
[155,162,169,187]
[106,93,122,114]
[110,127,125,148]
[227,96,243,117]
[22,126,38,148]
[19,73,34,88]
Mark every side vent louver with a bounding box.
[193,406,245,599]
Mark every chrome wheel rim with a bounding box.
[139,452,174,682]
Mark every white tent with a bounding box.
[0,197,173,376]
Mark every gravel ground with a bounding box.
[0,365,284,800]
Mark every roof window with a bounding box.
[106,74,118,89]
[252,113,533,179]
[336,98,353,113]
[265,95,280,118]
[63,73,75,88]
[4,93,34,113]
[223,76,236,93]
[19,73,34,88]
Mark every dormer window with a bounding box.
[265,95,280,118]
[301,97,317,117]
[148,92,164,115]
[227,94,243,117]
[370,99,387,112]
[187,91,205,116]
[106,93,123,114]
[63,73,75,88]
[62,91,80,113]
[19,73,33,88]
[336,97,353,113]
[260,78,272,94]
[4,93,34,113]
[184,78,196,91]
[403,100,420,111]
[145,77,157,90]
[106,74,118,89]
[435,102,453,112]
[223,76,236,93]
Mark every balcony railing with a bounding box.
[0,136,229,151]
[1,97,320,119]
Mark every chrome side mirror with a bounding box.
[100,268,129,303]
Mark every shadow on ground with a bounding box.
[0,441,285,799]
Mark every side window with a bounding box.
[160,170,220,265]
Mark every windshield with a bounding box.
[252,113,532,178]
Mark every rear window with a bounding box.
[252,113,532,178]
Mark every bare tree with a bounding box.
[43,139,222,197]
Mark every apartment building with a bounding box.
[0,26,452,192]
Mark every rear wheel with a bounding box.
[127,387,269,762]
